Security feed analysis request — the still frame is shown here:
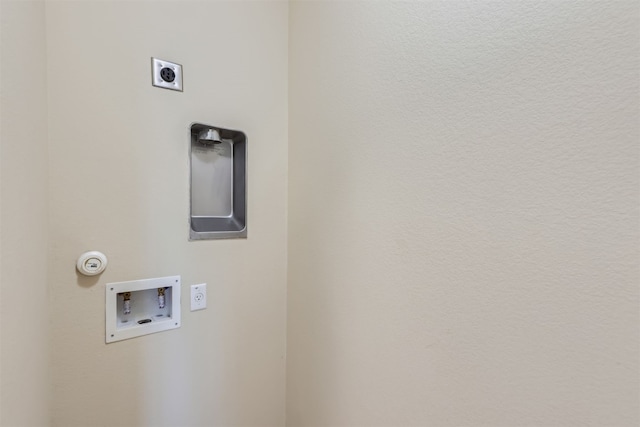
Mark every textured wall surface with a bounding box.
[46,2,288,426]
[288,2,639,426]
[0,1,51,426]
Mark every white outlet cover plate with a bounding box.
[151,57,183,91]
[191,283,207,311]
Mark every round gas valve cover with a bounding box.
[76,251,108,276]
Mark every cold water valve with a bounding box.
[158,288,166,309]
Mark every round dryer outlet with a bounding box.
[76,251,108,276]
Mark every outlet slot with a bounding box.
[151,57,183,91]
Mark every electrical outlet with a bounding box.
[190,283,207,311]
[151,57,183,91]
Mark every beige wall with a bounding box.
[46,1,287,426]
[0,1,51,426]
[2,1,639,426]
[287,2,639,426]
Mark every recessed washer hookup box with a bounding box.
[106,275,181,343]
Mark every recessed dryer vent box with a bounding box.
[106,275,181,343]
[190,123,247,240]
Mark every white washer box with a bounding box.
[106,275,181,343]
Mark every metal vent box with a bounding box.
[189,123,247,240]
